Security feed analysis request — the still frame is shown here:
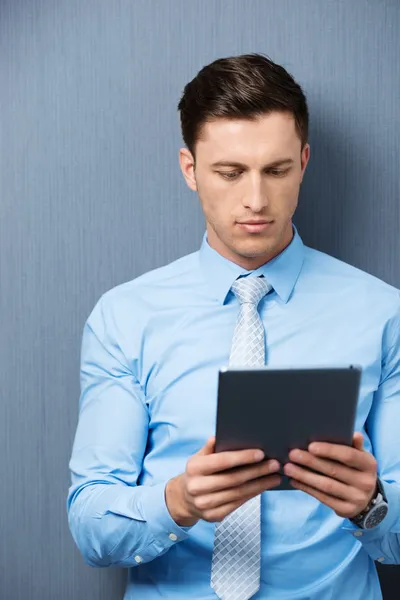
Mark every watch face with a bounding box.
[365,504,389,529]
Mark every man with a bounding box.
[67,53,400,600]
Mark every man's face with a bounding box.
[179,111,310,269]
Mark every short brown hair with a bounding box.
[177,53,309,157]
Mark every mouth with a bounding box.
[236,220,274,233]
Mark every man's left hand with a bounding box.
[283,432,378,519]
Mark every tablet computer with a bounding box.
[215,365,361,491]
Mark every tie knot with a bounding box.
[231,276,272,307]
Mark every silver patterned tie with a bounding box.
[211,275,272,600]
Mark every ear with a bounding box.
[299,143,310,183]
[179,148,197,192]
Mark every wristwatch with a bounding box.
[351,478,389,530]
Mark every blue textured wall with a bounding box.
[1,1,399,598]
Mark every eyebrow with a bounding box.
[210,158,295,169]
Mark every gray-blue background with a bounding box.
[1,1,399,598]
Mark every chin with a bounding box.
[233,240,275,259]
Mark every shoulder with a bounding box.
[92,249,201,321]
[302,245,400,315]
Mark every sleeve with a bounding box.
[341,293,400,564]
[66,294,191,568]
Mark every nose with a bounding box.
[242,177,268,213]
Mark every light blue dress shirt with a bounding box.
[67,224,400,600]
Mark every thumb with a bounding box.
[353,432,364,451]
[197,436,216,456]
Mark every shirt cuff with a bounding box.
[139,481,193,551]
[342,480,400,541]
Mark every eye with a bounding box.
[268,168,291,177]
[218,171,241,180]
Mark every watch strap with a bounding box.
[351,478,387,527]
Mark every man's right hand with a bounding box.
[165,436,281,527]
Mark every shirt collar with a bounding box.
[199,223,305,305]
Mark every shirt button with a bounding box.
[134,555,143,563]
[168,533,178,542]
[354,531,363,537]
[377,557,385,563]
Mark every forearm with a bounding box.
[342,481,400,564]
[67,480,191,568]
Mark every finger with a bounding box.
[198,474,282,516]
[191,459,281,494]
[289,479,356,518]
[193,448,265,476]
[196,437,216,456]
[288,450,364,486]
[307,440,374,472]
[202,496,249,523]
[284,462,357,501]
[352,432,364,452]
